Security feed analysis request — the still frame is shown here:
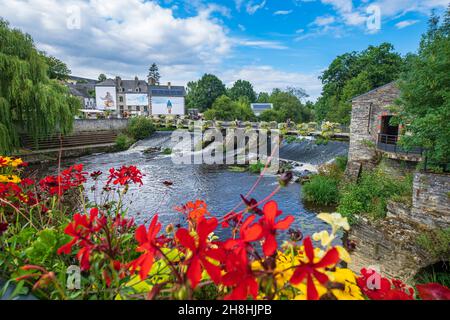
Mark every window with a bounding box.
[119,96,123,102]
[136,106,140,111]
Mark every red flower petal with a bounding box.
[314,247,339,268]
[303,237,315,263]
[290,266,308,284]
[176,228,196,251]
[417,283,450,300]
[262,201,278,224]
[274,215,294,230]
[187,256,202,289]
[306,274,319,300]
[262,233,277,256]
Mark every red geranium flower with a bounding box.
[355,268,415,300]
[224,215,262,266]
[416,283,450,300]
[259,201,294,256]
[176,217,225,288]
[130,215,162,280]
[0,222,8,236]
[290,237,340,300]
[222,256,258,300]
[57,208,106,271]
[107,165,143,186]
[176,200,210,223]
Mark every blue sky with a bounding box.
[0,0,448,100]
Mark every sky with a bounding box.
[0,0,448,100]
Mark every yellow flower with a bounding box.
[11,158,23,167]
[317,212,350,231]
[312,230,335,247]
[327,268,364,300]
[0,174,21,183]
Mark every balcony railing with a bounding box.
[377,134,423,156]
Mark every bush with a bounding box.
[249,160,265,174]
[302,175,340,206]
[127,116,155,140]
[115,134,135,151]
[162,147,172,155]
[338,170,413,224]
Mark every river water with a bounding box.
[38,131,349,240]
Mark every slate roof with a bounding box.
[118,79,148,93]
[149,85,185,97]
[68,75,97,84]
[68,84,93,99]
[96,79,117,87]
[351,81,398,101]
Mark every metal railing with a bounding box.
[377,134,423,155]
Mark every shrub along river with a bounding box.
[34,131,349,240]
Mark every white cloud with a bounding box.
[238,24,246,31]
[395,19,420,29]
[221,66,323,101]
[274,10,293,15]
[313,15,336,26]
[246,0,267,15]
[0,0,233,84]
[237,40,288,50]
[371,0,449,17]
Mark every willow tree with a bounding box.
[0,19,80,154]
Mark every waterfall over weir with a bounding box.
[130,131,349,167]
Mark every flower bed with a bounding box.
[0,156,449,300]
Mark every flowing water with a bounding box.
[39,131,349,240]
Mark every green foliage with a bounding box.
[40,53,71,80]
[0,19,80,154]
[334,156,348,172]
[316,43,404,124]
[227,80,257,102]
[396,9,450,166]
[256,92,270,103]
[115,133,135,151]
[162,147,172,155]
[249,160,265,174]
[25,228,70,266]
[417,227,450,261]
[203,95,255,121]
[185,74,226,112]
[338,169,413,224]
[127,116,155,140]
[98,73,107,82]
[302,175,340,206]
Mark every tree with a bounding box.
[0,19,80,154]
[41,52,71,80]
[148,63,160,84]
[227,80,257,102]
[185,74,226,112]
[286,86,309,101]
[98,73,107,82]
[257,92,270,103]
[203,95,255,121]
[316,43,404,124]
[396,8,450,167]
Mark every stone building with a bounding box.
[346,81,422,180]
[345,81,450,282]
[67,83,96,109]
[95,76,186,117]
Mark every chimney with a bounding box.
[148,76,156,85]
[135,76,139,81]
[167,82,171,89]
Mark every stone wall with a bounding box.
[411,172,450,229]
[347,82,400,165]
[347,171,450,281]
[72,119,129,133]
